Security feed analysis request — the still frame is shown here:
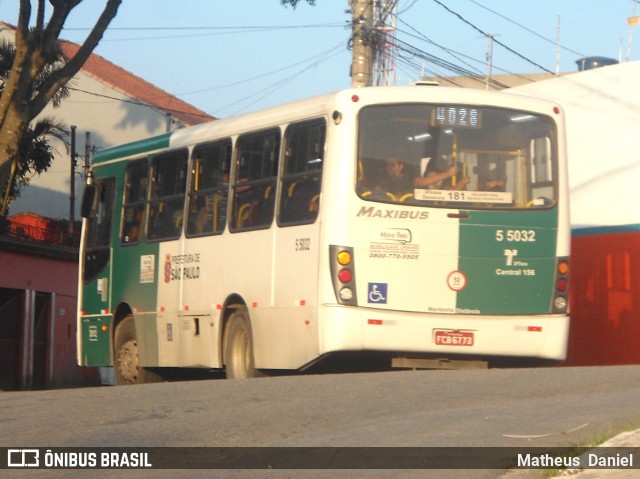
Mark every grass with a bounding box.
[541,421,640,477]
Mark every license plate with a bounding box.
[434,330,474,346]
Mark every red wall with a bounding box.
[567,231,640,365]
[0,247,99,388]
[0,248,77,294]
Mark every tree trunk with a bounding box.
[0,101,30,215]
[1,153,20,216]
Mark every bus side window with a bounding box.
[147,149,188,241]
[231,129,280,232]
[279,119,325,226]
[86,178,116,248]
[529,136,555,204]
[84,177,116,282]
[186,139,231,236]
[120,158,148,245]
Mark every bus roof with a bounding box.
[92,85,561,166]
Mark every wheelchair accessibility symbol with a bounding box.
[368,283,388,304]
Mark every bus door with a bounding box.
[79,175,116,366]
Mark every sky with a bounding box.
[0,0,638,119]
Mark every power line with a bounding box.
[65,37,348,119]
[215,39,347,116]
[397,0,419,16]
[66,86,214,120]
[464,0,587,58]
[62,2,568,122]
[430,0,555,74]
[394,16,484,76]
[390,12,539,87]
[175,41,347,97]
[394,37,511,89]
[63,22,344,32]
[62,23,345,43]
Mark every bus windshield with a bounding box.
[357,103,557,209]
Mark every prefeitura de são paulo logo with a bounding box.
[164,254,171,283]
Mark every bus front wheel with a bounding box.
[114,315,161,385]
[224,309,264,379]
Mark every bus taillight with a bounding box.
[553,258,569,312]
[557,260,569,276]
[337,250,352,266]
[338,269,352,283]
[330,245,358,306]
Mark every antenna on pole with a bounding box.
[555,14,561,74]
[485,33,494,90]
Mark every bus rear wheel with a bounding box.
[224,309,264,379]
[114,315,161,385]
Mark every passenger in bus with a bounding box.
[147,200,182,239]
[379,157,414,197]
[414,157,469,190]
[124,222,139,243]
[123,207,143,243]
[282,177,320,223]
[478,169,506,192]
[193,195,212,233]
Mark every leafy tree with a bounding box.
[0,117,68,216]
[0,39,69,216]
[0,0,123,215]
[0,0,314,215]
[280,0,316,8]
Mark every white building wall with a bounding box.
[507,61,640,229]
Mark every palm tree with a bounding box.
[1,117,68,217]
[0,39,70,217]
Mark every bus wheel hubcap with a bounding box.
[118,339,139,382]
[233,330,249,375]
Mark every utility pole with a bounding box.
[627,0,639,61]
[84,131,92,179]
[69,125,77,239]
[350,0,374,88]
[373,0,398,86]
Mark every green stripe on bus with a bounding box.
[94,133,172,163]
[456,209,559,315]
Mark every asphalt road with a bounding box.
[1,365,639,479]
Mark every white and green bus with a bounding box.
[78,86,570,384]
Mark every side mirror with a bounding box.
[81,184,97,218]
